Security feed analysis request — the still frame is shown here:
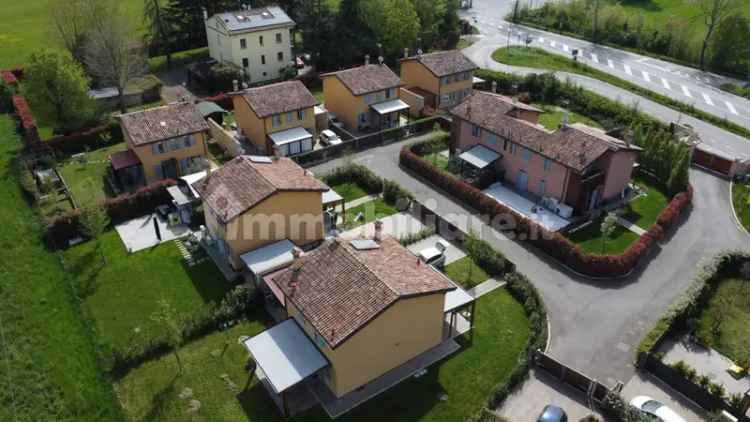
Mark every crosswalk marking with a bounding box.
[563,44,569,52]
[681,85,692,98]
[702,93,714,106]
[661,78,671,90]
[607,59,614,69]
[725,101,738,115]
[642,71,651,83]
[624,65,632,75]
[591,53,599,63]
[538,37,545,43]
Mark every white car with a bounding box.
[320,129,342,146]
[630,396,686,422]
[418,240,448,268]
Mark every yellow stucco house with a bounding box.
[232,80,318,156]
[192,155,329,272]
[320,62,409,132]
[242,230,476,418]
[113,102,210,186]
[400,50,477,111]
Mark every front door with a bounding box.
[516,170,528,192]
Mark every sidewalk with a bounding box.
[615,216,646,236]
[467,278,505,298]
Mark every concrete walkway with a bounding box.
[616,216,647,236]
[467,278,505,298]
[344,194,378,209]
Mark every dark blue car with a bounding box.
[538,405,567,422]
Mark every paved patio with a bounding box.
[338,212,426,239]
[658,336,750,396]
[483,182,571,232]
[114,213,191,253]
[406,234,466,265]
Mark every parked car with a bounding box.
[320,129,342,146]
[630,396,686,422]
[328,112,344,129]
[538,405,567,422]
[418,240,448,269]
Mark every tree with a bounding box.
[48,0,113,64]
[364,0,421,59]
[690,0,739,70]
[80,205,110,265]
[84,11,145,113]
[600,212,618,254]
[590,0,601,43]
[667,148,690,195]
[23,49,94,133]
[710,13,750,76]
[151,298,186,373]
[165,0,237,50]
[144,0,175,66]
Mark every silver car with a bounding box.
[418,241,448,269]
[630,396,686,422]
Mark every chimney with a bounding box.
[403,48,409,59]
[202,7,208,20]
[232,79,239,92]
[378,55,384,65]
[364,54,370,65]
[374,220,383,242]
[491,81,497,93]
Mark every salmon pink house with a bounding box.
[450,91,641,216]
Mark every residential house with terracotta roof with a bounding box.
[232,80,318,156]
[400,50,477,111]
[113,102,210,186]
[321,62,409,132]
[242,230,475,418]
[451,91,641,216]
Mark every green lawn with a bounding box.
[342,198,399,229]
[566,217,640,255]
[330,181,369,202]
[57,141,126,206]
[696,278,750,366]
[534,103,603,131]
[422,151,453,173]
[731,182,750,233]
[115,287,530,422]
[621,174,670,229]
[148,47,210,75]
[64,231,232,355]
[444,257,490,288]
[311,86,325,104]
[0,114,122,420]
[0,0,143,69]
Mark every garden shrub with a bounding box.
[398,227,436,246]
[11,94,40,144]
[321,162,384,195]
[45,122,122,155]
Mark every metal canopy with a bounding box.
[458,145,501,169]
[322,189,343,206]
[167,186,193,207]
[268,127,313,146]
[240,239,297,276]
[370,99,409,115]
[244,319,329,394]
[444,284,474,312]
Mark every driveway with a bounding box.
[621,373,707,422]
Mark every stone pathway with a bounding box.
[467,278,505,298]
[345,194,379,208]
[616,216,647,236]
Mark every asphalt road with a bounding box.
[459,0,750,158]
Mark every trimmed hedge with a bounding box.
[401,145,691,278]
[45,122,122,155]
[43,179,177,249]
[11,94,40,143]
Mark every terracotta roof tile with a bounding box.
[237,80,317,118]
[193,156,328,223]
[402,50,477,77]
[321,64,401,96]
[119,102,209,146]
[450,91,638,172]
[271,236,455,348]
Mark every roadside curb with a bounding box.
[729,181,750,238]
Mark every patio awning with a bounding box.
[181,170,208,198]
[459,145,500,169]
[244,319,329,394]
[322,189,343,206]
[110,149,141,170]
[370,99,409,115]
[444,284,474,312]
[167,186,193,207]
[268,127,312,147]
[240,239,297,276]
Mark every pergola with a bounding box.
[322,188,345,229]
[443,283,476,341]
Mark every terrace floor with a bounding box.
[115,213,191,253]
[483,182,571,232]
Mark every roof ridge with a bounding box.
[339,237,402,298]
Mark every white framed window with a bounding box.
[242,58,249,68]
[261,55,266,65]
[297,109,306,120]
[276,32,282,43]
[259,35,264,46]
[240,38,246,49]
[277,51,284,62]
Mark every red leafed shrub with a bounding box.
[43,179,177,248]
[1,70,17,85]
[656,184,693,230]
[46,123,122,155]
[12,94,36,130]
[9,67,23,79]
[400,145,691,278]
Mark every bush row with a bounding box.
[45,122,123,155]
[43,179,177,249]
[11,94,40,143]
[401,145,691,278]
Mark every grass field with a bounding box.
[64,231,232,355]
[534,103,603,131]
[622,174,670,229]
[567,216,640,255]
[696,278,750,366]
[57,141,126,206]
[731,182,750,234]
[443,256,490,288]
[342,198,399,229]
[0,115,122,421]
[115,287,530,422]
[330,181,369,202]
[0,0,143,69]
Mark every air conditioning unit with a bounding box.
[556,203,573,219]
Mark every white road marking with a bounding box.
[550,40,556,48]
[642,71,651,83]
[702,93,714,106]
[624,65,632,76]
[681,85,692,98]
[661,78,671,90]
[725,101,738,115]
[563,44,569,52]
[607,59,614,69]
[590,53,599,63]
[538,37,545,43]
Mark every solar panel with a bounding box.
[350,239,380,250]
[248,155,272,163]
